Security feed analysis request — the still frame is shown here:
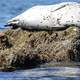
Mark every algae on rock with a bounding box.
[0,27,80,69]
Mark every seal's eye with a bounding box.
[9,19,19,25]
[12,20,18,22]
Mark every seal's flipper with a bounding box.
[50,2,78,12]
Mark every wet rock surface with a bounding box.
[0,27,80,71]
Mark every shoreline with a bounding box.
[0,62,80,72]
[40,62,80,68]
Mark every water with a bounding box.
[0,67,80,80]
[0,0,80,80]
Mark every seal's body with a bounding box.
[5,2,80,30]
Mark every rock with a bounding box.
[0,32,5,37]
[0,66,16,72]
[0,32,12,50]
[0,27,80,70]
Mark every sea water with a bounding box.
[0,67,80,80]
[0,0,80,80]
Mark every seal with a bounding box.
[5,2,80,30]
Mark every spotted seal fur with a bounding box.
[5,2,80,30]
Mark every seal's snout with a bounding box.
[5,19,19,29]
[5,20,19,27]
